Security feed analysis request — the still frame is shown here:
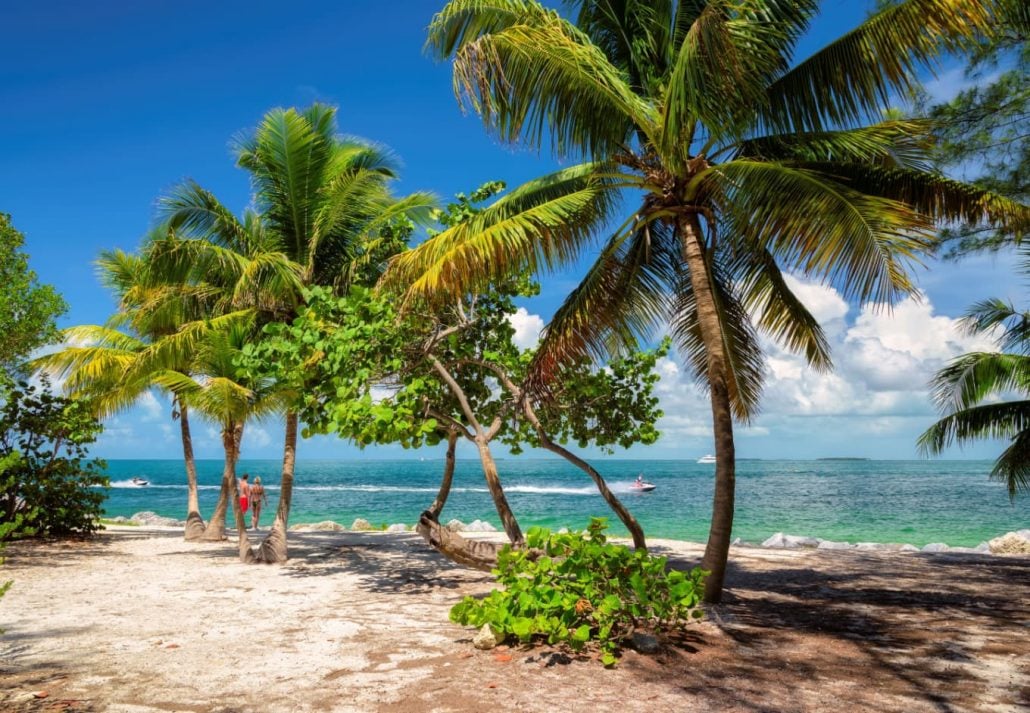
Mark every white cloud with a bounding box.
[646,277,1000,452]
[138,391,163,422]
[246,425,273,449]
[508,308,544,349]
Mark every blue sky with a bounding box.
[2,0,1021,461]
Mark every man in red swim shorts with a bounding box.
[238,473,251,515]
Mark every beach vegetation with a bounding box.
[160,104,434,563]
[450,518,707,666]
[416,0,1028,602]
[919,279,1030,497]
[0,214,67,377]
[31,245,219,541]
[0,377,106,539]
[244,184,667,568]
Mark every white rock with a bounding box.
[466,520,497,532]
[817,540,854,551]
[444,519,466,532]
[291,520,345,532]
[349,518,374,531]
[975,542,991,553]
[472,624,505,650]
[386,523,408,533]
[900,544,920,553]
[762,533,819,548]
[856,542,900,551]
[988,531,1030,555]
[922,543,950,553]
[948,546,987,555]
[130,511,183,527]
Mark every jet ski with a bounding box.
[131,477,149,486]
[631,479,656,492]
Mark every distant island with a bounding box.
[816,457,871,461]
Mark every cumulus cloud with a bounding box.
[138,391,164,422]
[246,425,273,449]
[508,308,544,350]
[647,276,999,453]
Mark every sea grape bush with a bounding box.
[0,378,107,539]
[450,519,707,666]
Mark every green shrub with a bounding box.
[0,379,107,539]
[450,518,707,666]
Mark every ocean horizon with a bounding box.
[97,458,1028,548]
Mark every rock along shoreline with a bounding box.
[107,512,1030,557]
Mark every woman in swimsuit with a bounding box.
[250,476,269,530]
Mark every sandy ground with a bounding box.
[0,527,1028,713]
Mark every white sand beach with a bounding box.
[1,526,1028,712]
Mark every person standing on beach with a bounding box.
[250,476,268,530]
[238,473,251,519]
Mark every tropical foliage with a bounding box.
[919,268,1030,497]
[890,0,1028,257]
[450,518,707,666]
[0,377,107,539]
[402,0,1029,602]
[159,104,434,562]
[0,214,66,376]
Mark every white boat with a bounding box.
[697,454,717,464]
[130,477,149,486]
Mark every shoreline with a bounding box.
[109,511,1030,557]
[3,526,1027,712]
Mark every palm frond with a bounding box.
[761,0,1003,132]
[530,215,678,381]
[567,0,673,95]
[992,430,1030,497]
[385,164,619,302]
[918,400,1030,454]
[731,248,832,370]
[235,106,334,260]
[670,258,765,421]
[729,120,935,171]
[792,163,1030,237]
[160,181,255,252]
[428,0,656,156]
[698,160,934,304]
[961,298,1030,353]
[928,352,1030,411]
[663,0,812,154]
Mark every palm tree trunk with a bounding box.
[223,423,254,563]
[427,430,458,518]
[475,437,523,546]
[681,215,736,604]
[254,411,297,564]
[179,401,206,541]
[202,424,236,542]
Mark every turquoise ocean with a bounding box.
[100,459,1027,547]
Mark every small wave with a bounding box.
[505,485,599,496]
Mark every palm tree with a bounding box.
[151,318,285,558]
[30,245,214,540]
[919,290,1030,497]
[396,0,1027,602]
[161,104,435,562]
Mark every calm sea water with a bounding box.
[100,459,1028,547]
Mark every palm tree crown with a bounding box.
[387,0,1028,602]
